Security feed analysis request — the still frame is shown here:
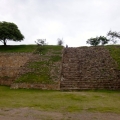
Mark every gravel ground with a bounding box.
[0,108,120,120]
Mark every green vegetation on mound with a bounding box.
[15,73,54,84]
[0,45,37,52]
[35,45,63,55]
[105,45,120,69]
[0,86,120,113]
[15,45,63,84]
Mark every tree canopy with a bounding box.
[86,37,100,46]
[35,39,47,46]
[107,30,120,44]
[0,21,24,46]
[57,38,63,46]
[99,36,109,45]
[86,36,109,46]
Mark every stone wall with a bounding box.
[0,78,14,86]
[0,53,33,85]
[0,49,62,89]
[1,46,120,90]
[60,47,120,90]
[11,83,60,90]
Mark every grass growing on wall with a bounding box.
[15,45,63,84]
[0,86,120,113]
[50,55,62,62]
[35,45,63,55]
[105,45,120,70]
[15,73,54,84]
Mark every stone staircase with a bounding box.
[60,47,120,90]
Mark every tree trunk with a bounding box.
[3,39,7,46]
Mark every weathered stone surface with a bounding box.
[11,83,60,90]
[60,47,120,90]
[0,53,33,77]
[0,51,62,90]
[1,46,120,90]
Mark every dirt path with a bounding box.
[0,108,120,120]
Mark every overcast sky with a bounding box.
[0,0,120,47]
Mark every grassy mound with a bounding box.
[0,45,37,52]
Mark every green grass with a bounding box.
[0,86,120,113]
[105,45,120,69]
[14,45,63,83]
[0,45,37,52]
[15,73,54,84]
[44,45,63,51]
[28,61,50,68]
[35,45,63,55]
[0,45,63,53]
[50,55,62,62]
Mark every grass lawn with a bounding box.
[0,86,119,114]
[0,45,37,52]
[0,45,63,53]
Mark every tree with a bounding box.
[86,37,100,46]
[0,21,24,46]
[57,38,63,46]
[107,30,120,44]
[86,36,109,46]
[35,39,47,46]
[35,39,47,54]
[99,36,109,45]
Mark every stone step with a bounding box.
[62,63,79,66]
[63,61,79,63]
[62,70,80,72]
[60,47,119,90]
[61,80,80,84]
[64,74,80,76]
[62,67,80,70]
[63,76,81,79]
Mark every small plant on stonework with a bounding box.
[35,39,47,54]
[35,39,47,46]
[57,38,63,46]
